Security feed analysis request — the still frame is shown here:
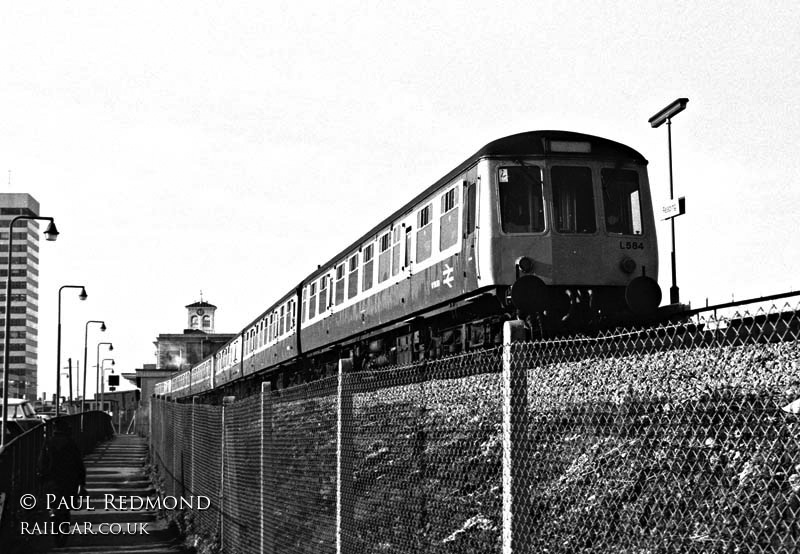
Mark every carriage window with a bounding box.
[499,166,545,233]
[440,186,459,250]
[362,244,374,291]
[318,275,329,313]
[552,166,596,233]
[348,254,359,299]
[442,188,456,212]
[391,227,401,276]
[378,232,391,283]
[308,282,317,319]
[416,204,432,262]
[602,169,642,235]
[404,226,412,268]
[335,263,345,305]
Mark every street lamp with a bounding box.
[100,358,115,409]
[1,216,58,448]
[82,320,106,415]
[56,286,87,417]
[96,342,113,410]
[649,97,689,304]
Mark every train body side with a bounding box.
[155,130,661,396]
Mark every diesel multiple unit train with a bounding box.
[155,130,662,399]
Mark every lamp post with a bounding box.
[100,358,115,410]
[1,215,58,448]
[96,342,113,410]
[65,358,73,405]
[60,372,69,406]
[649,97,689,305]
[57,286,87,417]
[75,360,80,402]
[82,320,105,415]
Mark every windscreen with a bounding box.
[498,165,545,233]
[602,168,643,235]
[552,166,596,234]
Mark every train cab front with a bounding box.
[482,131,663,329]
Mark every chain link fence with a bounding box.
[149,299,800,553]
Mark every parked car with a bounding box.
[2,398,43,441]
[37,410,58,421]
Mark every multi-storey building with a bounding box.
[0,193,42,401]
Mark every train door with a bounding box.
[547,162,604,284]
[461,167,479,291]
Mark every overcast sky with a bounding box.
[1,1,798,400]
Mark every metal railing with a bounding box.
[0,411,114,539]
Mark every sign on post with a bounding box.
[661,196,686,220]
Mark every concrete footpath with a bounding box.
[37,434,189,554]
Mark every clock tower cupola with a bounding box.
[185,292,217,333]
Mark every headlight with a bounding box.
[516,256,535,274]
[619,257,637,274]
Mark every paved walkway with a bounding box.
[40,434,187,554]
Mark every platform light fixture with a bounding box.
[648,98,689,129]
[56,285,88,417]
[82,320,106,418]
[649,97,689,304]
[1,215,58,448]
[43,220,59,241]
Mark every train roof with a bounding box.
[473,130,647,164]
[304,130,647,280]
[239,130,649,332]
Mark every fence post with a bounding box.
[261,381,274,554]
[415,361,428,554]
[173,402,179,498]
[220,398,227,550]
[191,397,196,500]
[337,358,355,554]
[502,320,528,554]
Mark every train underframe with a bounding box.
[193,282,659,403]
